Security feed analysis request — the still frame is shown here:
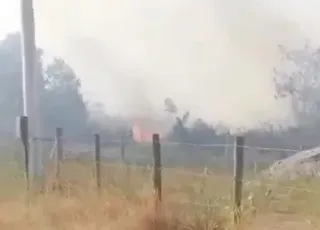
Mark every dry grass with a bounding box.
[0,156,320,229]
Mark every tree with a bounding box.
[164,98,190,142]
[164,97,177,113]
[0,33,25,135]
[41,58,88,137]
[0,33,89,138]
[245,44,320,150]
[164,98,223,144]
[274,44,320,124]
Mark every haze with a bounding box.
[28,0,320,129]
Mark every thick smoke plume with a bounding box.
[33,0,320,129]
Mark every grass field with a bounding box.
[0,147,320,230]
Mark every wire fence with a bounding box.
[4,122,320,222]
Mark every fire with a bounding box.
[131,119,163,143]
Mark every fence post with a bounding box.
[253,162,257,176]
[95,134,101,191]
[152,133,162,209]
[120,135,125,163]
[224,133,229,165]
[233,135,244,224]
[19,116,29,191]
[55,127,63,191]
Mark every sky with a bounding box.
[0,0,19,39]
[1,1,320,130]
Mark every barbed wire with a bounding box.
[241,145,299,153]
[41,148,320,209]
[163,141,301,152]
[75,161,320,195]
[3,132,317,203]
[29,133,306,154]
[162,141,230,148]
[88,161,213,179]
[61,144,301,156]
[34,133,320,197]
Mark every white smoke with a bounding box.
[33,0,320,129]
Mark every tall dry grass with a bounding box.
[0,155,319,229]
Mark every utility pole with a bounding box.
[20,0,43,188]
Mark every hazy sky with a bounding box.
[1,1,320,129]
[0,0,19,39]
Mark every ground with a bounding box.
[246,214,317,230]
[1,146,320,229]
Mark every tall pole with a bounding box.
[20,0,43,188]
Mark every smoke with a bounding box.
[33,0,320,129]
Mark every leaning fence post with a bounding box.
[95,134,101,191]
[55,127,63,191]
[233,135,245,224]
[19,116,29,191]
[152,133,162,209]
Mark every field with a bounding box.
[0,141,320,229]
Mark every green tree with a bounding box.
[41,58,88,136]
[0,33,89,137]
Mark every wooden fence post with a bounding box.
[120,135,125,163]
[233,136,244,224]
[253,162,257,176]
[20,116,29,191]
[95,134,101,191]
[152,133,162,209]
[55,127,63,191]
[120,134,131,181]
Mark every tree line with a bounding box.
[1,33,320,151]
[0,32,127,141]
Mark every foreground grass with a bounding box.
[0,156,320,229]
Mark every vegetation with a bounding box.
[0,33,128,140]
[2,32,320,150]
[1,30,320,229]
[0,151,319,230]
